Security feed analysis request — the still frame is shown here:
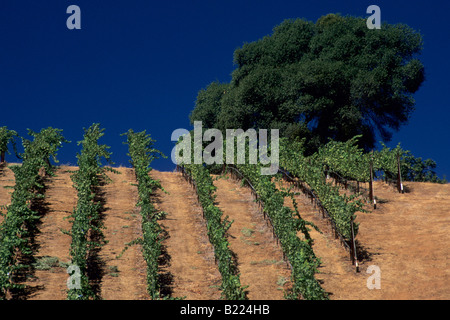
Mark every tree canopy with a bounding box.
[189,14,425,152]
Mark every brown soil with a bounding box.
[24,166,77,299]
[21,166,149,300]
[282,179,450,300]
[97,167,149,300]
[213,175,292,300]
[3,164,449,300]
[0,164,15,224]
[151,170,222,300]
[280,179,362,300]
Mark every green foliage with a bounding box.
[122,129,167,299]
[67,123,113,300]
[189,82,231,129]
[314,135,370,182]
[279,138,365,240]
[374,142,445,183]
[312,136,445,184]
[190,15,425,152]
[314,136,400,182]
[0,127,67,299]
[21,128,70,176]
[178,135,327,299]
[176,133,247,300]
[232,162,327,300]
[0,127,19,161]
[180,163,247,300]
[400,151,447,183]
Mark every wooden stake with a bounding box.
[397,152,404,194]
[350,216,359,272]
[369,156,374,209]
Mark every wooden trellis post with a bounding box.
[397,152,404,194]
[369,152,376,209]
[350,216,359,272]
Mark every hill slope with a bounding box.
[0,166,448,299]
[287,179,450,300]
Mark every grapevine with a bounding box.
[0,128,68,299]
[179,163,247,300]
[229,163,328,300]
[122,129,167,299]
[67,124,115,300]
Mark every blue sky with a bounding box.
[0,0,449,179]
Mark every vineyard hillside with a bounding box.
[286,179,450,299]
[0,164,449,300]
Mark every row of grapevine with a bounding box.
[177,164,247,300]
[0,127,18,163]
[0,128,68,299]
[280,138,365,242]
[66,124,115,300]
[312,136,402,183]
[228,163,328,300]
[122,129,166,300]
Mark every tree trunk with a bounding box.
[1,151,5,163]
